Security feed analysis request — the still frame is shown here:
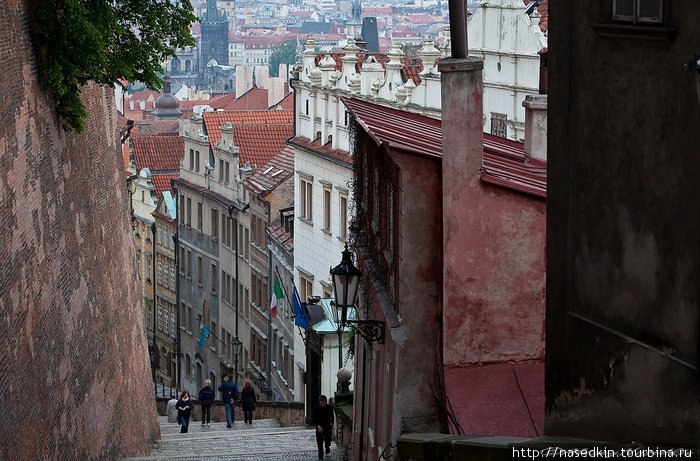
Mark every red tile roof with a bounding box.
[210,88,270,111]
[287,135,353,166]
[244,145,295,195]
[342,97,547,198]
[268,218,294,254]
[131,131,184,172]
[203,109,294,148]
[233,124,294,169]
[151,173,180,197]
[207,92,238,110]
[268,92,294,110]
[524,0,548,32]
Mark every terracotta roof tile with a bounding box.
[151,173,179,197]
[244,145,295,195]
[203,110,294,148]
[268,218,294,254]
[131,131,184,172]
[210,88,270,111]
[233,124,294,169]
[524,0,548,32]
[268,92,294,110]
[207,92,237,110]
[342,97,546,198]
[288,135,353,166]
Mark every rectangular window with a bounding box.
[195,150,200,172]
[300,274,313,304]
[157,262,162,285]
[170,227,174,250]
[163,264,169,289]
[211,263,218,293]
[244,227,249,259]
[157,305,163,331]
[170,268,176,291]
[147,302,152,328]
[164,308,169,335]
[211,209,218,238]
[157,224,162,244]
[197,202,203,230]
[613,0,663,23]
[491,113,507,138]
[189,149,194,170]
[339,193,348,238]
[225,161,230,184]
[186,198,192,227]
[171,312,176,338]
[163,226,168,249]
[219,159,224,181]
[323,186,331,231]
[211,320,217,352]
[187,305,192,332]
[187,250,192,277]
[180,247,185,273]
[197,255,203,285]
[180,194,185,221]
[300,178,313,220]
[146,257,152,282]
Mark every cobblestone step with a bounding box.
[125,416,345,461]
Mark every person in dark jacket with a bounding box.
[313,395,334,459]
[240,380,257,424]
[176,391,193,434]
[218,375,239,428]
[198,379,215,425]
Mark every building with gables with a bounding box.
[174,109,293,396]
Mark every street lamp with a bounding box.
[330,245,385,344]
[232,337,242,385]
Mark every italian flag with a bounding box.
[270,276,284,318]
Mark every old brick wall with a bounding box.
[0,1,159,459]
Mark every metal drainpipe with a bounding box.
[265,221,274,401]
[152,222,157,392]
[173,182,181,394]
[448,0,468,58]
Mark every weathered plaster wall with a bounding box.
[351,128,443,460]
[441,58,546,368]
[439,57,546,438]
[547,1,700,442]
[0,1,159,458]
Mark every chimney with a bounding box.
[522,95,547,162]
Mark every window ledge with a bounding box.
[298,217,313,226]
[594,23,677,40]
[321,228,332,236]
[337,235,348,243]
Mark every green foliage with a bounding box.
[33,0,197,132]
[268,40,299,78]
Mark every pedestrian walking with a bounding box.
[240,380,257,424]
[176,391,193,434]
[198,379,215,426]
[218,375,239,428]
[312,395,334,460]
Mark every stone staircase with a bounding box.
[125,416,345,461]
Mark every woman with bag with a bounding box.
[176,391,193,433]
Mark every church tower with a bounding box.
[201,0,229,66]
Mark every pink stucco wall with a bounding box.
[439,57,546,438]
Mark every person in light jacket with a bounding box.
[240,380,257,424]
[198,379,215,425]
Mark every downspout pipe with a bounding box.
[448,0,468,58]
